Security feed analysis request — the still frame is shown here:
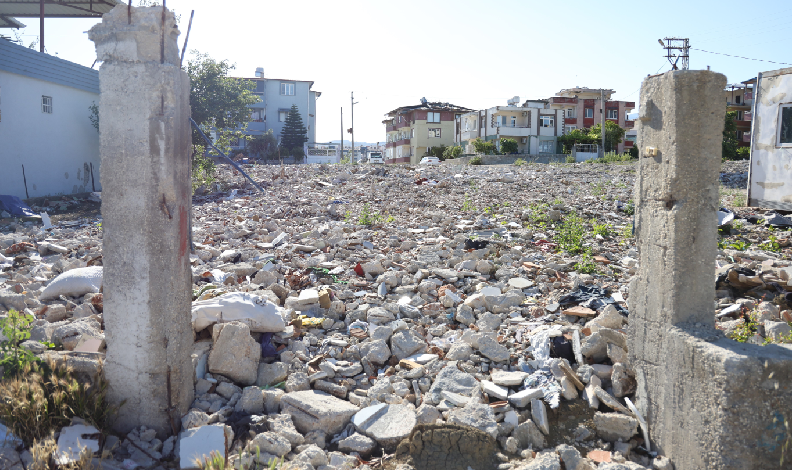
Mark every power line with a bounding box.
[622,62,669,100]
[691,48,792,66]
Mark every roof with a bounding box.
[557,87,615,95]
[0,0,121,19]
[0,38,99,93]
[234,77,315,88]
[385,101,472,116]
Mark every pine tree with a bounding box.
[281,104,308,153]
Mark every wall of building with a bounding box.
[252,79,316,145]
[0,47,101,199]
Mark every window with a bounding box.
[42,96,52,114]
[427,112,440,123]
[736,110,743,121]
[510,116,516,127]
[584,108,594,118]
[480,117,485,128]
[280,82,295,95]
[607,109,618,119]
[778,104,792,146]
[279,109,288,122]
[540,116,554,127]
[472,119,477,129]
[736,95,741,104]
[428,128,441,138]
[411,128,415,138]
[500,116,507,127]
[566,126,576,134]
[566,108,575,118]
[538,140,555,153]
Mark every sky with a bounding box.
[8,0,792,144]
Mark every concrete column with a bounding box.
[628,70,792,469]
[89,5,193,435]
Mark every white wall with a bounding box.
[0,71,100,199]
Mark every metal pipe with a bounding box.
[179,10,194,67]
[189,118,265,193]
[39,0,44,52]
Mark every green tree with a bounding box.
[281,104,308,154]
[589,121,626,152]
[426,145,448,160]
[248,129,279,161]
[500,138,518,154]
[472,138,497,155]
[722,111,739,160]
[443,145,463,160]
[557,128,596,154]
[187,52,258,187]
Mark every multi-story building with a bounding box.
[231,67,320,153]
[546,87,635,154]
[724,78,755,147]
[455,98,565,154]
[383,100,471,164]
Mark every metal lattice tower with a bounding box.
[659,37,690,70]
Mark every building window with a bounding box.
[538,140,555,153]
[280,82,295,95]
[427,112,440,123]
[279,109,288,122]
[510,116,516,127]
[428,128,441,138]
[778,104,792,145]
[736,110,743,120]
[607,109,619,119]
[540,116,554,128]
[566,126,576,134]
[411,128,415,138]
[584,108,594,118]
[42,96,52,113]
[566,108,575,118]
[736,95,741,104]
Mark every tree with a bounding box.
[248,130,279,161]
[187,52,258,149]
[443,145,463,160]
[500,138,518,154]
[472,138,497,155]
[722,111,739,161]
[426,145,448,160]
[557,128,596,154]
[281,104,308,154]
[589,121,626,152]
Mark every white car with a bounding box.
[419,156,441,165]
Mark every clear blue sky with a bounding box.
[10,0,792,143]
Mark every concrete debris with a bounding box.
[6,157,788,470]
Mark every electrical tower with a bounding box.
[659,37,690,70]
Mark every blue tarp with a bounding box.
[0,195,36,217]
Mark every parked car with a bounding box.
[368,152,384,164]
[419,156,441,165]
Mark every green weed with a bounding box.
[554,212,587,254]
[514,158,526,166]
[461,193,476,212]
[575,250,599,274]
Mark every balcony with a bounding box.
[565,118,577,125]
[744,112,752,121]
[624,120,635,128]
[461,130,479,141]
[495,125,533,137]
[624,102,636,108]
[624,141,634,148]
[386,125,396,132]
[247,121,268,132]
[550,97,578,105]
[395,138,410,146]
[742,133,751,142]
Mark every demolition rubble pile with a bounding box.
[0,160,789,470]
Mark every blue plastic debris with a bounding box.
[0,195,36,217]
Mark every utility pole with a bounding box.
[340,107,343,163]
[600,89,606,157]
[351,92,358,164]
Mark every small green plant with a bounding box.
[514,158,526,166]
[554,212,587,254]
[461,193,476,212]
[759,234,781,253]
[192,148,217,192]
[620,224,634,243]
[591,219,612,238]
[724,239,751,251]
[469,155,483,165]
[591,182,606,196]
[565,155,576,163]
[728,310,760,343]
[0,310,40,378]
[623,200,635,216]
[733,193,746,207]
[574,249,599,274]
[355,203,391,226]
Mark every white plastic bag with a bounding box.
[40,266,103,300]
[191,292,286,333]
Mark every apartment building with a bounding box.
[456,98,564,154]
[546,87,635,153]
[231,67,320,153]
[724,77,755,147]
[383,100,472,164]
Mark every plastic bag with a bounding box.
[40,266,103,300]
[191,292,286,333]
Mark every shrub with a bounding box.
[514,158,526,166]
[191,147,217,192]
[736,146,750,160]
[554,212,587,254]
[0,309,41,378]
[628,146,638,159]
[469,155,483,165]
[566,155,576,163]
[500,138,518,154]
[472,138,496,155]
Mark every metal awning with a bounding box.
[0,14,24,27]
[0,0,121,48]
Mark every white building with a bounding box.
[0,38,101,199]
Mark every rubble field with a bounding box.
[0,159,790,470]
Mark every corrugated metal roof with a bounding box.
[0,38,98,93]
[0,0,120,18]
